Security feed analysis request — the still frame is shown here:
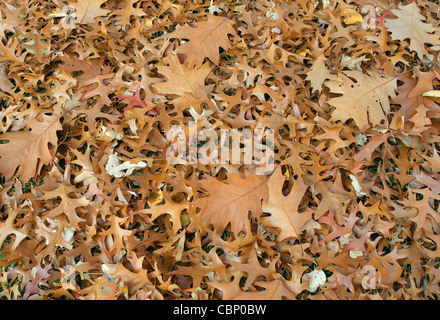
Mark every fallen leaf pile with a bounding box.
[0,0,440,300]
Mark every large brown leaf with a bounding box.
[384,2,440,59]
[172,15,237,68]
[68,0,110,24]
[197,172,269,234]
[0,114,61,182]
[152,54,213,112]
[326,71,397,129]
[261,167,313,241]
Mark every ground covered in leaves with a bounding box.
[1,0,440,300]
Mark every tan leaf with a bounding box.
[352,132,389,162]
[40,183,90,230]
[0,114,61,182]
[197,173,269,234]
[152,54,213,112]
[326,71,397,129]
[305,54,334,93]
[261,167,312,241]
[0,208,29,251]
[68,0,110,25]
[173,15,238,68]
[384,2,440,59]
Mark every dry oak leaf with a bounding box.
[233,278,295,300]
[265,44,304,68]
[0,64,14,92]
[110,0,146,29]
[398,188,440,233]
[68,0,110,25]
[103,263,157,295]
[0,207,29,251]
[408,104,432,135]
[207,276,242,300]
[352,131,389,162]
[197,172,269,234]
[172,15,238,68]
[20,263,52,300]
[171,250,228,289]
[74,59,115,106]
[0,114,61,182]
[228,247,279,289]
[0,39,27,66]
[421,146,440,171]
[100,215,133,253]
[137,197,188,234]
[261,167,313,242]
[325,71,397,129]
[413,171,440,195]
[35,216,75,255]
[39,183,90,230]
[305,54,334,93]
[152,54,213,112]
[233,268,307,300]
[318,206,359,243]
[76,277,120,300]
[384,2,440,59]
